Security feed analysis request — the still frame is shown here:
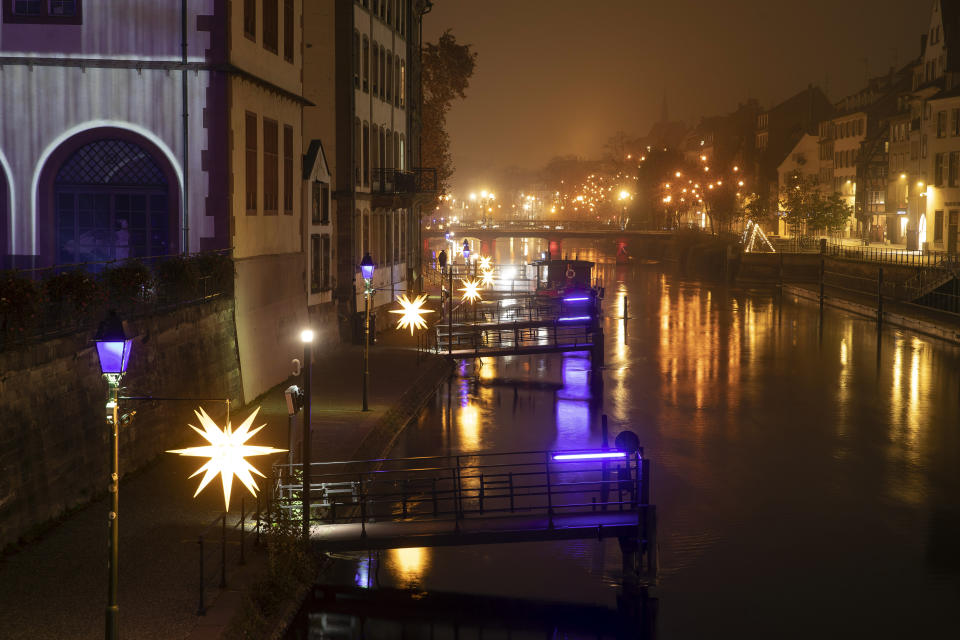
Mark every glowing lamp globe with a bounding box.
[360,253,375,280]
[94,312,132,376]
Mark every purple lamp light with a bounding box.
[360,252,375,281]
[94,311,132,376]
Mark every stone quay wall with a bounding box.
[0,298,243,551]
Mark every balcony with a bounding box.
[371,168,438,202]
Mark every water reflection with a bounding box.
[310,241,960,638]
[388,547,429,589]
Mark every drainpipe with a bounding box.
[181,0,190,254]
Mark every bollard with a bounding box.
[197,535,206,616]
[239,498,246,566]
[220,514,226,588]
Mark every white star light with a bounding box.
[390,293,435,334]
[168,407,285,510]
[478,256,492,271]
[460,278,483,303]
[480,269,495,289]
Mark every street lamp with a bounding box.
[94,311,132,640]
[462,239,471,263]
[299,328,314,537]
[618,190,631,230]
[360,253,375,411]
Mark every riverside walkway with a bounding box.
[0,336,452,640]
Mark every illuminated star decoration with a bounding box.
[477,256,492,272]
[480,269,495,289]
[167,407,285,511]
[460,278,483,303]
[390,293,434,334]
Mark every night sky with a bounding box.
[424,0,930,194]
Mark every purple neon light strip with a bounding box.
[558,316,591,322]
[563,296,590,302]
[552,451,627,461]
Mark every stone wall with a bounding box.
[0,298,243,550]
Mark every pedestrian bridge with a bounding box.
[271,449,658,586]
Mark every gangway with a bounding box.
[271,448,657,587]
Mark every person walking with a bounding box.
[438,249,447,273]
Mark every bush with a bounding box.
[155,256,195,303]
[0,272,39,338]
[102,261,152,304]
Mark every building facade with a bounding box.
[0,1,311,402]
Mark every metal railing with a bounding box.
[371,167,438,195]
[272,449,651,531]
[820,262,960,317]
[0,249,233,350]
[436,322,600,355]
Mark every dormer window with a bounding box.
[4,0,81,23]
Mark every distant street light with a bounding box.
[93,311,133,640]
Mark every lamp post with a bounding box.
[299,329,313,539]
[462,239,471,276]
[360,253,375,411]
[94,311,133,640]
[618,190,631,231]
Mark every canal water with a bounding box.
[293,238,960,638]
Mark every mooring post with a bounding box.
[544,451,555,529]
[877,267,884,326]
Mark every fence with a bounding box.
[0,250,233,350]
[819,259,960,317]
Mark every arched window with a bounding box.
[353,30,360,88]
[399,134,405,171]
[353,118,361,185]
[385,52,393,103]
[385,130,393,170]
[371,42,379,95]
[362,122,370,186]
[362,36,369,92]
[386,0,392,25]
[0,167,8,267]
[379,47,386,99]
[399,60,405,108]
[54,139,170,263]
[394,131,400,171]
[371,125,380,189]
[379,128,386,172]
[394,57,401,106]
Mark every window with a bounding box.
[263,118,279,215]
[399,0,405,35]
[938,111,947,138]
[951,152,960,188]
[354,119,361,185]
[362,36,369,92]
[362,123,370,186]
[385,129,392,169]
[311,234,331,293]
[312,182,330,224]
[353,31,360,88]
[394,57,401,106]
[394,131,400,169]
[400,60,405,107]
[283,0,294,62]
[263,0,278,53]
[244,0,255,39]
[4,0,81,23]
[953,109,960,136]
[935,152,945,187]
[399,135,405,170]
[935,210,944,243]
[372,43,379,95]
[386,0,392,24]
[380,47,386,99]
[283,125,293,215]
[245,113,258,215]
[385,53,393,102]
